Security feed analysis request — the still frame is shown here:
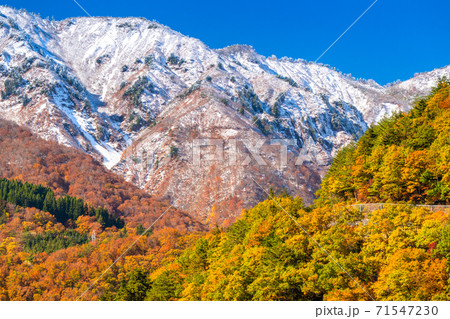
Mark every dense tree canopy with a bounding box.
[128,198,450,301]
[318,78,450,205]
[1,192,448,300]
[0,178,123,228]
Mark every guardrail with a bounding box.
[349,203,450,213]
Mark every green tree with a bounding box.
[146,271,183,301]
[116,269,150,301]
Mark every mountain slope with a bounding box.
[113,86,324,223]
[318,79,450,204]
[0,118,203,231]
[0,6,448,222]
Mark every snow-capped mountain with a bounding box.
[0,6,448,223]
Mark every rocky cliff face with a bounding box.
[1,6,448,224]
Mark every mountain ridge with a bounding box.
[1,5,449,222]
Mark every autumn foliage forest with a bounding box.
[1,80,450,300]
[318,79,450,205]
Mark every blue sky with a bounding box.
[3,0,449,84]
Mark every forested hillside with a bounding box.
[127,198,449,301]
[0,178,123,228]
[2,191,449,300]
[0,119,202,231]
[0,197,205,300]
[318,78,450,204]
